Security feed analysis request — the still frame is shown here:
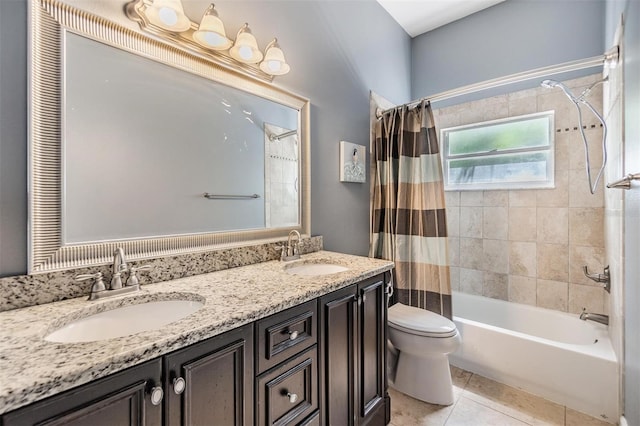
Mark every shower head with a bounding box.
[540,79,578,103]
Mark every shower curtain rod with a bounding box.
[377,46,619,117]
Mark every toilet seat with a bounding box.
[388,303,457,338]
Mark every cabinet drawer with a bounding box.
[256,346,318,426]
[256,300,317,374]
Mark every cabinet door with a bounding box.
[2,359,162,426]
[164,324,253,426]
[357,275,388,426]
[319,285,357,426]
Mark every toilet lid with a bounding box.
[388,303,457,338]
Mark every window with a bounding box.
[441,111,555,191]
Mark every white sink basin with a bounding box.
[285,263,349,276]
[45,299,204,343]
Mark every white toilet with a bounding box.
[387,302,461,406]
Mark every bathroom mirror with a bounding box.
[29,0,310,273]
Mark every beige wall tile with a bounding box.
[508,207,536,241]
[447,207,460,237]
[569,208,605,247]
[568,127,604,171]
[483,239,509,274]
[445,191,461,207]
[537,243,569,281]
[460,207,483,238]
[537,207,569,244]
[483,207,508,240]
[509,190,537,207]
[554,131,570,170]
[568,283,605,315]
[483,190,508,207]
[460,191,484,206]
[460,238,483,270]
[536,169,568,207]
[460,268,483,295]
[569,245,606,285]
[568,168,605,208]
[483,272,508,300]
[450,266,460,292]
[508,95,537,116]
[509,276,537,306]
[509,241,536,277]
[449,237,460,267]
[537,279,568,311]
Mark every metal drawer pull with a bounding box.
[173,377,186,394]
[150,386,164,405]
[286,392,298,403]
[288,330,298,340]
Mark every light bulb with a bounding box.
[203,32,225,46]
[267,60,281,72]
[158,7,178,26]
[238,45,253,60]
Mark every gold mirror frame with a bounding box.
[28,0,310,273]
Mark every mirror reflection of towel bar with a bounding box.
[606,173,640,190]
[203,193,260,200]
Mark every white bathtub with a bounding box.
[450,291,619,422]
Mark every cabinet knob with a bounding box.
[173,377,186,395]
[288,330,298,340]
[286,392,298,403]
[150,386,164,406]
[362,294,367,302]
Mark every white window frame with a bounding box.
[441,111,555,191]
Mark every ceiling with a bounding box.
[376,0,507,37]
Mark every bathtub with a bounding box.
[449,291,619,422]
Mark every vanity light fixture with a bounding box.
[192,4,232,50]
[127,1,291,79]
[143,0,191,32]
[260,39,290,76]
[229,23,264,64]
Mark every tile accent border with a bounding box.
[0,236,323,312]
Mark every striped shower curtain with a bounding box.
[370,100,451,319]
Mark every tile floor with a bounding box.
[389,367,613,426]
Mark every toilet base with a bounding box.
[392,351,455,406]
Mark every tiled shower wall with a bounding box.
[436,74,608,314]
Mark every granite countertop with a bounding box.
[0,251,393,415]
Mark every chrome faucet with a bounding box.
[76,247,152,301]
[110,247,128,290]
[580,308,609,325]
[279,230,301,261]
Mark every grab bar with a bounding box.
[203,193,260,200]
[607,173,640,190]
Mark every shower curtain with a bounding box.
[370,100,452,319]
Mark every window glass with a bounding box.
[442,111,554,191]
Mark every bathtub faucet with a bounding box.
[579,308,609,326]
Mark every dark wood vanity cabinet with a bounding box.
[320,274,389,426]
[2,274,389,426]
[2,359,163,426]
[255,300,319,426]
[164,324,254,426]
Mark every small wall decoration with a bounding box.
[340,141,366,183]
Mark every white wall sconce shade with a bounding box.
[260,39,290,76]
[229,24,264,64]
[144,0,191,32]
[193,4,232,50]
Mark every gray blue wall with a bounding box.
[411,0,606,105]
[0,0,411,276]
